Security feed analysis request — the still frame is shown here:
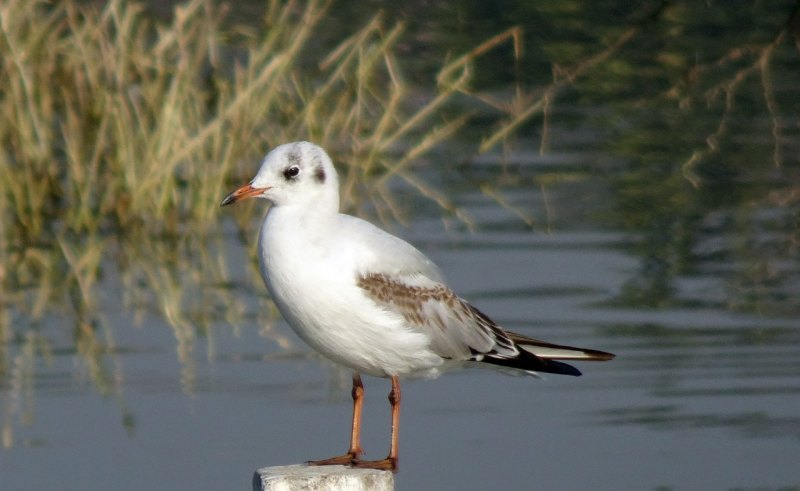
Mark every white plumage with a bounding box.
[221,141,614,472]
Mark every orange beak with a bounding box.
[220,183,267,207]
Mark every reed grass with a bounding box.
[2,0,795,448]
[1,0,549,328]
[0,2,405,238]
[1,0,571,239]
[0,0,594,442]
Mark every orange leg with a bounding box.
[352,375,400,473]
[308,372,365,466]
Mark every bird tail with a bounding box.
[478,331,615,377]
[507,332,616,362]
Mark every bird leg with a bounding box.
[308,372,365,466]
[352,375,400,473]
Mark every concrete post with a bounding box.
[253,464,394,491]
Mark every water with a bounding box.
[3,1,800,489]
[3,187,798,489]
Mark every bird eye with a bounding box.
[283,165,300,180]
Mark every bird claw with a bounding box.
[308,454,397,473]
[351,457,398,473]
[307,452,360,467]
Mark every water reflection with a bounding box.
[0,225,293,448]
[597,405,800,439]
[1,1,799,489]
[595,316,800,439]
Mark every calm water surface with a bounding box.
[3,1,800,490]
[3,176,798,490]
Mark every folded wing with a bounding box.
[357,272,614,377]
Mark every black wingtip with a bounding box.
[480,351,583,377]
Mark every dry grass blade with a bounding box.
[1,0,624,424]
[478,27,640,154]
[679,24,790,187]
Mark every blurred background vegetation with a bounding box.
[1,0,798,448]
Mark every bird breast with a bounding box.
[257,209,441,377]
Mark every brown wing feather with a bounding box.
[357,272,614,376]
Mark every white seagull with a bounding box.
[221,141,614,472]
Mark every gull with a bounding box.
[221,141,614,472]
